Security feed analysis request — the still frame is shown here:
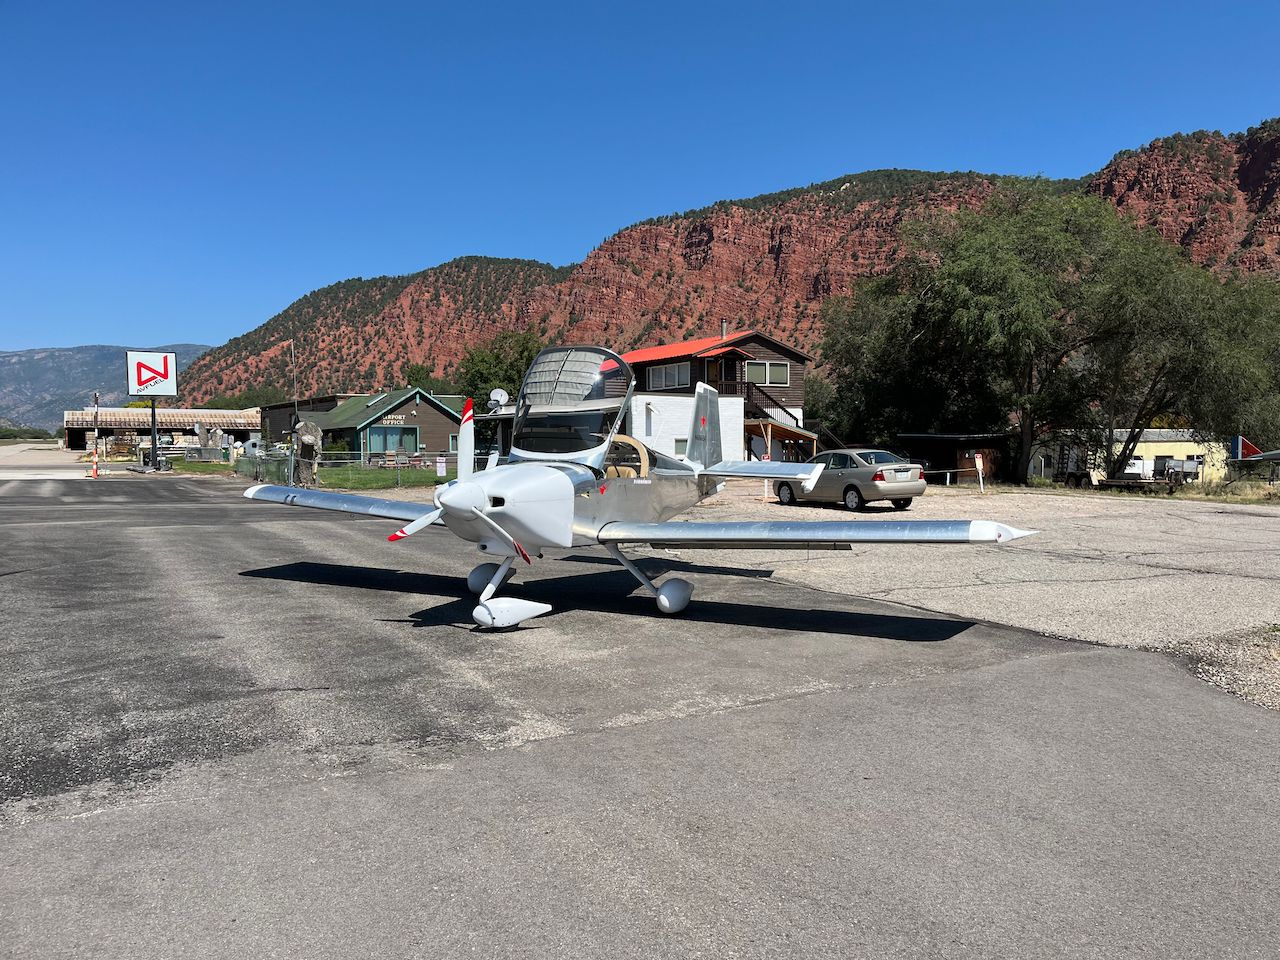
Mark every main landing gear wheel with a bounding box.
[844,486,866,511]
[606,544,695,615]
[891,498,913,511]
[777,482,796,506]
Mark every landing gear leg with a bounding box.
[468,557,516,601]
[605,544,693,614]
[479,556,514,602]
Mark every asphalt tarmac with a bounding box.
[2,477,1278,959]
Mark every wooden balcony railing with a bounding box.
[711,381,801,429]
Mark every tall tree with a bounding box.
[455,328,546,402]
[821,188,1280,481]
[400,362,458,396]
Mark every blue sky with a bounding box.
[1,1,1277,350]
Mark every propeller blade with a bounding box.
[387,507,444,542]
[468,506,533,564]
[457,398,475,480]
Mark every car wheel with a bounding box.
[891,498,912,511]
[777,482,796,506]
[844,486,865,511]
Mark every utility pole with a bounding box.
[291,339,299,424]
[93,391,100,478]
[150,397,159,470]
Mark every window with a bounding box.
[745,361,789,386]
[449,434,458,453]
[829,453,851,469]
[674,438,689,456]
[853,450,905,466]
[646,361,691,390]
[368,426,418,454]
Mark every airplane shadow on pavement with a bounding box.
[241,560,971,642]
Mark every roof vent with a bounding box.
[365,393,385,407]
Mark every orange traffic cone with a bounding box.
[92,449,98,479]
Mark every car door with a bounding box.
[845,452,874,496]
[818,452,850,501]
[800,453,832,501]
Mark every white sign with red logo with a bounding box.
[126,350,178,397]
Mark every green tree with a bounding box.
[401,362,459,396]
[203,385,290,409]
[821,188,1280,481]
[455,328,546,401]
[1086,232,1280,474]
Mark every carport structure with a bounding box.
[61,406,260,450]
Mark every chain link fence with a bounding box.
[230,449,501,488]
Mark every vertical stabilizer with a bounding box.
[685,382,722,469]
[458,398,475,479]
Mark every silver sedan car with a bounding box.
[775,449,927,511]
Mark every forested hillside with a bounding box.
[176,117,1280,405]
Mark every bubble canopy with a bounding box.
[510,347,634,466]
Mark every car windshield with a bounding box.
[855,450,906,465]
[511,347,633,456]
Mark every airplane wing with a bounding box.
[596,518,1035,549]
[698,460,825,493]
[243,483,434,523]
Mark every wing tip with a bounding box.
[971,521,1038,543]
[243,484,265,499]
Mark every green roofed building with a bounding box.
[259,388,466,459]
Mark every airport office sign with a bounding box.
[126,350,178,397]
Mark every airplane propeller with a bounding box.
[386,506,444,542]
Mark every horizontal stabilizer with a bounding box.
[243,484,432,523]
[700,460,826,493]
[597,518,1036,549]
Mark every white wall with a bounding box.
[627,393,745,462]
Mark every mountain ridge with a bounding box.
[0,343,210,431]
[61,117,1280,406]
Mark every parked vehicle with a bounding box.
[775,449,927,510]
[1054,440,1199,492]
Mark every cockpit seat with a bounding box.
[604,435,651,479]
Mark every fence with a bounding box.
[922,467,985,491]
[231,448,501,488]
[234,452,292,484]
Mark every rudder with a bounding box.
[685,382,722,469]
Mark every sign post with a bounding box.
[974,452,986,493]
[126,350,178,471]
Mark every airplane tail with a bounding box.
[684,382,723,470]
[458,399,475,479]
[1231,435,1262,460]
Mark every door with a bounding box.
[821,452,852,501]
[798,453,830,500]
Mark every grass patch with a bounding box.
[316,467,455,490]
[168,459,236,475]
[1011,479,1280,506]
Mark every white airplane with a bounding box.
[245,346,1035,628]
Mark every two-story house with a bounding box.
[620,330,816,462]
